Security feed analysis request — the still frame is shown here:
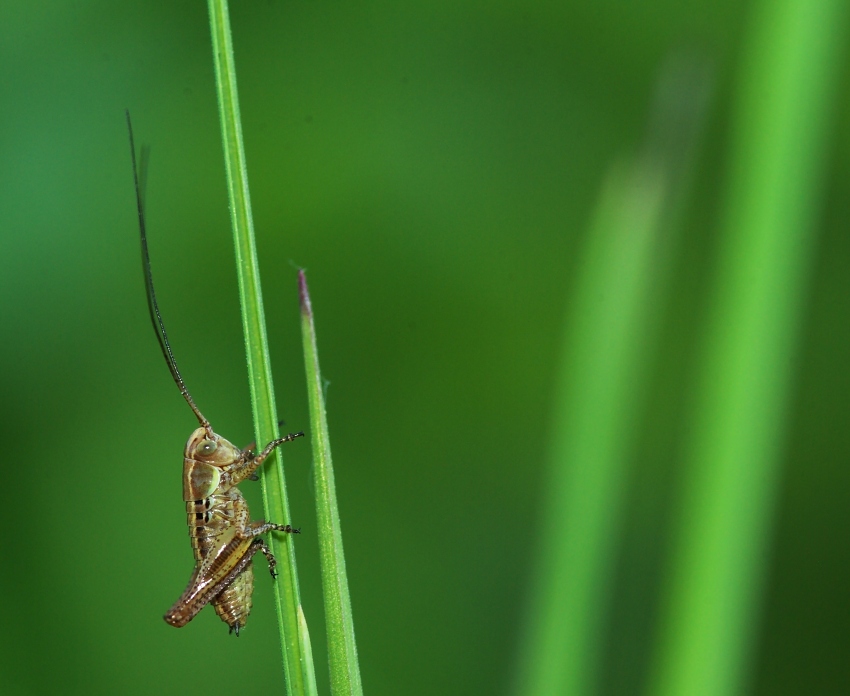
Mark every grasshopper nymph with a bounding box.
[126,111,303,636]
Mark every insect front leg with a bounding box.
[239,441,261,482]
[240,420,289,479]
[230,431,305,485]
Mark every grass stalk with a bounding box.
[299,270,364,696]
[513,58,710,695]
[513,157,667,695]
[206,2,316,693]
[648,1,844,694]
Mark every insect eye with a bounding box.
[196,440,217,456]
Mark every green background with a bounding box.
[1,1,847,695]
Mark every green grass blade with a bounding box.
[206,2,316,693]
[513,157,667,696]
[513,59,710,695]
[299,270,364,696]
[648,2,845,695]
[298,606,320,696]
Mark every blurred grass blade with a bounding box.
[513,58,710,696]
[514,160,666,696]
[207,1,316,693]
[649,2,845,695]
[299,270,364,696]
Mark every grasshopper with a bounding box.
[126,111,303,636]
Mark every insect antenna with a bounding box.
[125,109,212,434]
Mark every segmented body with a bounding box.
[213,562,254,630]
[163,426,300,634]
[187,486,255,630]
[187,489,252,564]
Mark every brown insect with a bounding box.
[126,111,303,635]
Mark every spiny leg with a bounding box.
[235,431,305,483]
[252,432,304,466]
[241,419,289,457]
[247,538,280,579]
[241,420,290,480]
[244,522,301,579]
[247,521,301,537]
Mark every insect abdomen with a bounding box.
[185,499,227,561]
[213,562,254,634]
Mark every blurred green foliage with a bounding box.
[0,2,847,695]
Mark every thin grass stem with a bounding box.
[648,1,845,694]
[206,1,316,693]
[513,57,711,695]
[513,157,667,696]
[299,270,364,696]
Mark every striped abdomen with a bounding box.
[186,497,220,562]
[213,562,254,634]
